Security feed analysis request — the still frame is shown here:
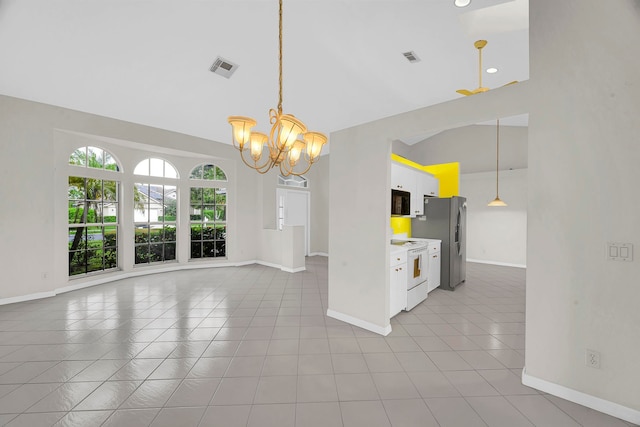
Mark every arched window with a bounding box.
[133,158,178,265]
[190,164,227,181]
[68,147,120,276]
[69,146,121,172]
[189,164,227,259]
[134,158,178,179]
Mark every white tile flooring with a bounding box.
[0,258,636,427]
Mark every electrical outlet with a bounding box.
[586,349,601,369]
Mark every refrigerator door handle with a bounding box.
[456,206,464,256]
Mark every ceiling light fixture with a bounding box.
[488,119,507,207]
[454,0,471,7]
[227,0,327,176]
[486,67,498,74]
[456,40,518,96]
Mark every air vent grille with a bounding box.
[210,56,238,78]
[402,51,420,63]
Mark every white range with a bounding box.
[390,238,442,314]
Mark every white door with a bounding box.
[276,189,310,256]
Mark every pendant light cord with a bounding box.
[277,0,283,114]
[495,118,500,197]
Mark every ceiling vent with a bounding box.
[210,57,239,78]
[402,51,421,63]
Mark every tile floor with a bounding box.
[0,258,636,427]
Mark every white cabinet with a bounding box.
[391,162,439,217]
[391,163,413,191]
[389,250,407,317]
[412,178,426,216]
[424,174,439,198]
[426,242,441,293]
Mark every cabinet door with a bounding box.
[412,176,425,216]
[424,174,439,197]
[390,264,407,317]
[391,163,414,192]
[427,252,441,293]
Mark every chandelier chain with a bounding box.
[277,0,283,114]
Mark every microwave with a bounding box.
[391,189,411,216]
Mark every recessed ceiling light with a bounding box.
[454,0,471,7]
[486,67,498,74]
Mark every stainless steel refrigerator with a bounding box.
[411,196,466,291]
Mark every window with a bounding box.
[278,174,308,188]
[134,183,177,264]
[134,158,178,179]
[68,177,119,275]
[68,147,121,277]
[133,158,178,265]
[70,146,120,171]
[189,164,227,259]
[190,164,227,181]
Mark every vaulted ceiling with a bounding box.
[0,0,529,150]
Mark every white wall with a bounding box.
[307,157,330,255]
[405,123,528,174]
[461,169,527,267]
[524,0,640,418]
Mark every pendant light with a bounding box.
[488,118,507,207]
[227,0,327,176]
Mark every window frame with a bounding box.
[188,163,228,260]
[67,146,122,278]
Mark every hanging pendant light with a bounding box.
[228,0,327,176]
[488,118,507,207]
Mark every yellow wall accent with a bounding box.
[390,154,460,236]
[390,217,411,236]
[423,163,459,198]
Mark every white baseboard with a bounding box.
[522,368,640,425]
[255,260,306,274]
[0,291,56,306]
[326,309,392,336]
[308,252,328,257]
[1,259,276,306]
[255,260,282,270]
[281,266,306,273]
[467,259,526,269]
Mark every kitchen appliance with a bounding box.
[390,240,430,310]
[391,189,411,216]
[407,245,428,290]
[411,196,466,291]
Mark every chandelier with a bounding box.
[228,0,327,176]
[488,118,507,207]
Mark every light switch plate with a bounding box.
[607,242,633,262]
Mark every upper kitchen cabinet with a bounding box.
[423,173,438,198]
[391,161,439,217]
[391,162,414,191]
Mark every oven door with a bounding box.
[407,249,427,289]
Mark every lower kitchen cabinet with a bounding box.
[390,251,407,317]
